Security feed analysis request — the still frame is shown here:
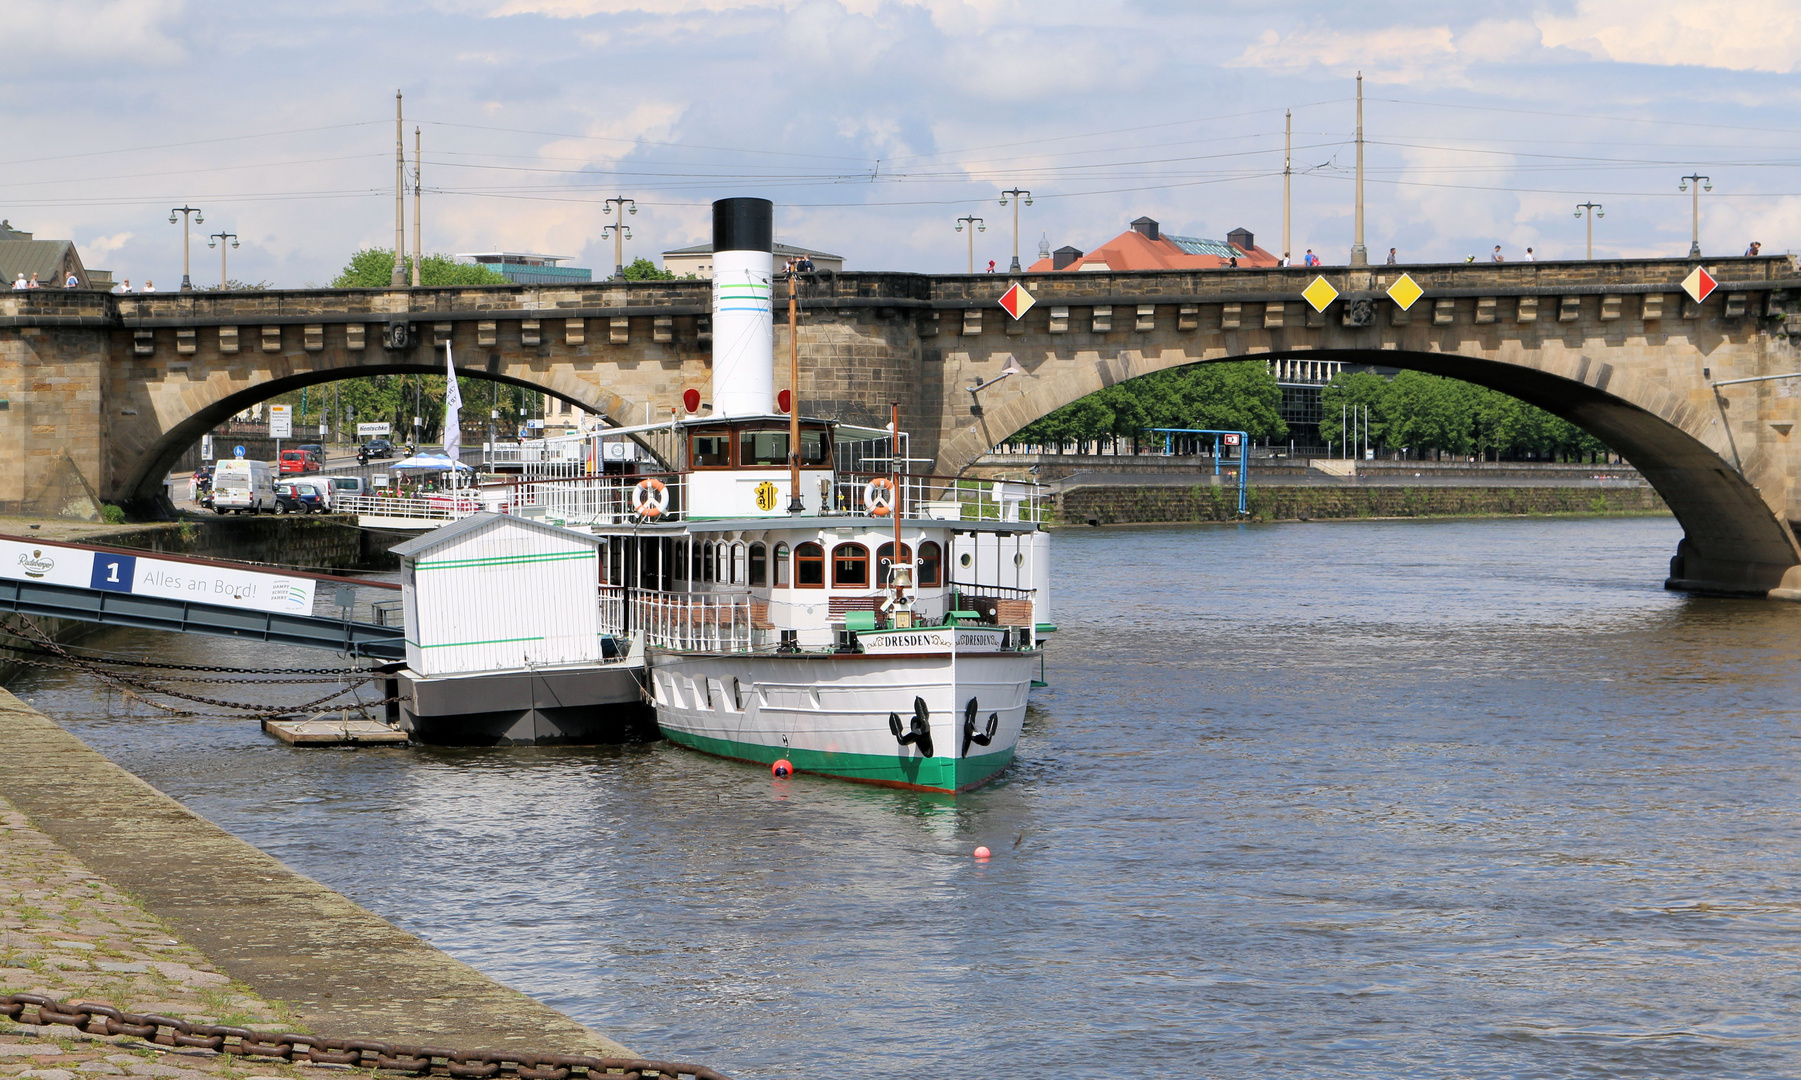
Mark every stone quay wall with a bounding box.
[1057,482,1670,526]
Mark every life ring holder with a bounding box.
[632,477,670,518]
[864,477,896,517]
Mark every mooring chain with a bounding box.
[0,622,377,676]
[0,995,730,1080]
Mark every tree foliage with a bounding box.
[1010,362,1288,449]
[266,375,542,445]
[619,257,675,280]
[331,249,510,288]
[1320,370,1610,461]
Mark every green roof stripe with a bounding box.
[415,550,595,571]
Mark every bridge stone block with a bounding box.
[1726,293,1749,319]
[1049,306,1069,333]
[609,317,630,344]
[960,310,981,336]
[133,331,154,356]
[696,315,711,346]
[1178,305,1198,331]
[565,318,584,345]
[1601,296,1623,321]
[520,320,540,347]
[1434,299,1456,325]
[477,321,498,347]
[1135,305,1155,332]
[1517,296,1539,323]
[1476,297,1497,324]
[1559,296,1582,322]
[303,325,324,352]
[218,326,239,354]
[344,324,365,351]
[1642,294,1665,322]
[1005,312,1026,336]
[261,327,281,353]
[433,323,453,346]
[1390,300,1410,326]
[1091,306,1112,332]
[1220,303,1240,330]
[654,316,674,343]
[175,329,196,355]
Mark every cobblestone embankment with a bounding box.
[1055,482,1669,525]
[0,689,630,1060]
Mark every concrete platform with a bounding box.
[263,713,410,746]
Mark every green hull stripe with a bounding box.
[408,634,546,648]
[416,551,594,571]
[660,727,1015,793]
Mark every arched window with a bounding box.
[877,542,913,586]
[773,543,790,586]
[918,541,943,587]
[730,542,746,586]
[794,542,824,588]
[702,542,716,583]
[833,543,869,588]
[749,542,768,587]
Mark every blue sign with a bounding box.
[234,445,246,458]
[90,553,136,593]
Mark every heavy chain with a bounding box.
[0,995,730,1080]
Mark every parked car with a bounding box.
[211,459,274,514]
[297,443,325,464]
[317,475,367,506]
[273,481,324,514]
[360,439,395,461]
[278,449,320,475]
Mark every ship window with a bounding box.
[877,542,912,584]
[690,429,732,468]
[731,542,747,585]
[774,543,790,586]
[739,429,788,467]
[799,429,828,466]
[749,543,767,587]
[690,541,702,582]
[918,541,942,587]
[833,543,869,587]
[703,543,716,583]
[795,542,824,587]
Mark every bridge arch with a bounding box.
[116,357,632,508]
[941,343,1801,596]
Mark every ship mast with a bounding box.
[890,401,903,604]
[787,271,803,513]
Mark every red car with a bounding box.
[278,449,320,475]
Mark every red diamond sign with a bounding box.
[998,282,1036,321]
[1682,266,1717,304]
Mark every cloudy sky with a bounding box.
[4,0,1799,288]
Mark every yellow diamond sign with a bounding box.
[1301,276,1339,313]
[1385,273,1424,311]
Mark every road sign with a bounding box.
[1385,273,1424,311]
[998,282,1036,320]
[1682,266,1717,304]
[268,404,293,439]
[357,422,391,437]
[1301,276,1339,313]
[200,435,213,461]
[233,445,245,459]
[1223,433,1241,446]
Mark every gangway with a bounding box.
[0,535,405,660]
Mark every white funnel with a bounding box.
[711,198,775,417]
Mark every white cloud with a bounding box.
[1538,0,1801,74]
[82,232,135,263]
[0,1,187,69]
[1230,25,1466,84]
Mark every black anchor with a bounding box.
[888,695,934,758]
[962,697,998,757]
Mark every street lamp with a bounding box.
[1573,202,1603,260]
[955,215,985,273]
[603,196,636,279]
[998,188,1032,272]
[1679,174,1711,258]
[206,231,239,289]
[168,206,203,291]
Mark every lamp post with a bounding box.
[603,197,636,279]
[1574,202,1603,260]
[206,231,238,289]
[955,215,985,273]
[168,206,202,291]
[1679,174,1711,258]
[998,188,1031,272]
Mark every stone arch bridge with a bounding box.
[2,256,1798,597]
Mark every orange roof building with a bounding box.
[1027,217,1279,273]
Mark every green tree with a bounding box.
[330,249,509,288]
[1318,370,1389,448]
[1011,361,1285,450]
[619,257,675,281]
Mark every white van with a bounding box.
[317,475,368,509]
[211,459,274,514]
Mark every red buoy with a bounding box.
[973,846,992,860]
[683,387,702,413]
[772,759,793,778]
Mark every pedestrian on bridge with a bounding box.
[1385,248,1397,265]
[1492,246,1505,262]
[1304,249,1319,267]
[1525,248,1536,261]
[1747,242,1762,256]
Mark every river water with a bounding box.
[15,515,1801,1079]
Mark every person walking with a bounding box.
[1385,247,1397,265]
[113,278,131,293]
[142,280,156,292]
[26,273,39,288]
[10,274,25,290]
[1303,249,1319,267]
[1491,245,1504,263]
[1746,241,1762,256]
[64,272,79,288]
[796,253,814,273]
[1524,248,1536,262]
[987,259,996,273]
[1279,251,1291,267]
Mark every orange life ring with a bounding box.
[632,477,670,518]
[864,477,896,517]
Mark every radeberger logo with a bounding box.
[17,550,53,578]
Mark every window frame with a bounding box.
[876,542,913,587]
[687,427,735,470]
[794,542,825,588]
[773,542,790,586]
[832,542,870,588]
[749,542,767,587]
[917,540,943,587]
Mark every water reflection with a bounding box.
[19,516,1801,1078]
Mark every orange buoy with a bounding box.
[772,759,793,778]
[973,846,992,859]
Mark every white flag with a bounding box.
[442,342,462,464]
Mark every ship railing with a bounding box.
[623,587,762,653]
[505,472,685,525]
[597,584,626,637]
[336,492,483,524]
[947,579,1039,627]
[832,473,1045,523]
